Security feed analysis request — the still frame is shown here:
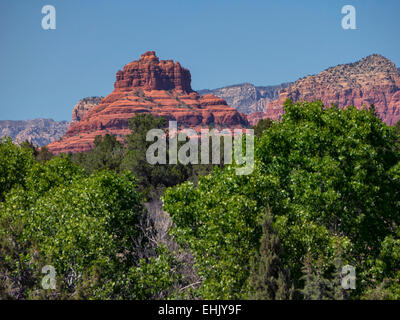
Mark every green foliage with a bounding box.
[163,166,263,299]
[0,138,34,201]
[26,155,86,197]
[248,207,294,300]
[164,100,400,299]
[393,119,400,136]
[121,114,197,198]
[20,140,38,158]
[0,216,44,299]
[69,114,216,200]
[70,134,123,173]
[0,140,180,299]
[362,279,400,300]
[35,146,54,163]
[1,102,399,300]
[252,118,274,138]
[363,226,400,299]
[300,253,345,300]
[123,246,183,300]
[257,100,400,286]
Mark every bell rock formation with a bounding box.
[47,51,249,154]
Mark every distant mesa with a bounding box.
[0,119,69,147]
[47,51,249,154]
[246,54,400,126]
[0,96,103,148]
[198,82,291,115]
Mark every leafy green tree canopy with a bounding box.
[164,100,400,298]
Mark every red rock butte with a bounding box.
[47,51,249,154]
[248,54,400,126]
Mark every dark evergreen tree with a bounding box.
[70,134,123,173]
[89,134,124,172]
[35,146,54,163]
[20,140,38,157]
[120,114,194,198]
[300,252,346,300]
[252,118,274,138]
[394,119,400,137]
[249,207,293,300]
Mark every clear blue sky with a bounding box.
[1,0,399,121]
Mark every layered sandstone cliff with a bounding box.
[249,54,400,125]
[47,51,249,154]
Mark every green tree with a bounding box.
[257,100,400,287]
[164,100,400,298]
[35,146,54,163]
[70,134,123,173]
[163,166,262,299]
[0,216,44,299]
[394,119,400,140]
[121,114,192,198]
[248,207,293,300]
[300,252,345,300]
[300,254,328,300]
[252,118,274,138]
[0,141,181,299]
[0,138,34,202]
[363,223,400,299]
[20,140,38,157]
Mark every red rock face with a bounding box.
[48,52,248,154]
[249,54,400,126]
[246,112,265,126]
[114,51,192,93]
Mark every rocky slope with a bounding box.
[47,51,249,154]
[0,119,69,147]
[250,54,400,125]
[198,82,290,115]
[72,96,103,123]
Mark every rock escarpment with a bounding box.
[250,54,400,125]
[0,119,69,147]
[198,82,290,115]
